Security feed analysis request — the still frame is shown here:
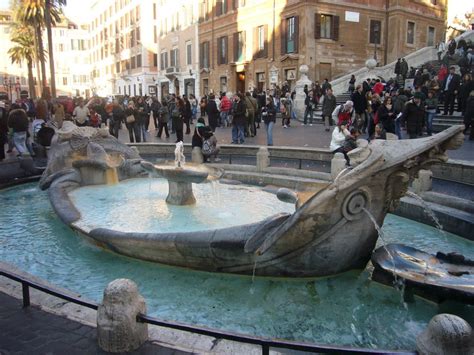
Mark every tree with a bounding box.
[13,0,63,98]
[45,0,67,98]
[8,26,38,99]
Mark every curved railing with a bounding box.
[0,265,415,355]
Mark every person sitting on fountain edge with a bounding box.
[192,117,220,163]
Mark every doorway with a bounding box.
[236,72,245,94]
[161,82,169,101]
[319,63,332,81]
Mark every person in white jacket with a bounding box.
[329,122,350,152]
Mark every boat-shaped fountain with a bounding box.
[39,123,465,278]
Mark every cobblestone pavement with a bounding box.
[0,292,189,355]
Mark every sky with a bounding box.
[0,0,472,25]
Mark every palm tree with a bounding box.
[45,0,67,98]
[13,0,63,98]
[8,27,38,99]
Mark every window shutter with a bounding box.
[253,27,258,59]
[176,49,179,68]
[217,39,221,65]
[294,16,299,53]
[224,36,228,64]
[216,1,222,16]
[199,44,203,69]
[333,15,340,41]
[315,13,321,39]
[263,24,268,58]
[281,18,286,55]
[232,0,237,10]
[233,32,238,62]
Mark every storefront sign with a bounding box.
[345,11,359,23]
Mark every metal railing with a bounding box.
[0,268,415,355]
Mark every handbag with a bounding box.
[126,115,135,124]
[202,139,212,155]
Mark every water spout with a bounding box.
[174,141,185,168]
[406,191,447,239]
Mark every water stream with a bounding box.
[406,191,447,240]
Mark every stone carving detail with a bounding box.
[385,171,410,212]
[342,189,370,221]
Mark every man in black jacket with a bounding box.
[442,66,461,116]
[351,84,368,132]
[402,92,425,139]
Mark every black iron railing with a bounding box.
[0,269,415,355]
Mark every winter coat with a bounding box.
[402,101,425,135]
[232,99,247,126]
[321,94,337,117]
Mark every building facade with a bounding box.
[198,0,448,95]
[0,10,90,100]
[88,0,159,97]
[156,0,201,100]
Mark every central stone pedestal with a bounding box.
[167,181,197,205]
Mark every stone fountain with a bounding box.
[39,122,465,277]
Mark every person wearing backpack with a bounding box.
[172,97,185,143]
[244,92,257,136]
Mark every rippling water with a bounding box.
[0,183,472,350]
[69,179,295,233]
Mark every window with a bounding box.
[200,41,210,68]
[427,26,435,46]
[136,54,142,68]
[202,78,209,95]
[170,48,179,68]
[186,42,192,65]
[153,53,158,67]
[217,36,228,65]
[407,21,415,44]
[254,25,268,59]
[281,16,299,54]
[160,51,168,70]
[63,77,68,85]
[315,14,339,41]
[233,31,245,62]
[369,20,381,44]
[216,0,227,16]
[131,56,136,69]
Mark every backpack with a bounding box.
[202,139,212,155]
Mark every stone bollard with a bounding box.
[256,147,270,172]
[192,146,204,164]
[416,314,473,355]
[412,169,433,194]
[97,279,148,353]
[331,153,347,180]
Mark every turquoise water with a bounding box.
[0,183,473,350]
[69,179,295,233]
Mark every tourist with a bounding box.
[394,58,402,77]
[199,96,207,118]
[52,101,65,129]
[206,94,220,132]
[392,89,408,139]
[368,94,382,138]
[376,97,395,134]
[150,97,162,130]
[459,74,474,115]
[244,92,258,135]
[442,66,461,116]
[329,121,350,163]
[7,105,29,156]
[463,90,474,140]
[371,123,387,140]
[219,92,232,127]
[189,94,198,123]
[401,92,425,139]
[125,101,140,143]
[261,96,276,146]
[424,91,438,136]
[172,97,185,143]
[192,117,220,162]
[72,99,90,127]
[321,79,332,95]
[89,108,101,128]
[156,101,170,139]
[437,40,446,62]
[231,93,247,144]
[136,97,149,142]
[352,85,368,131]
[400,58,409,80]
[303,90,317,126]
[280,97,291,128]
[321,88,337,132]
[332,100,354,128]
[167,94,177,134]
[109,100,124,139]
[348,75,356,94]
[183,96,192,135]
